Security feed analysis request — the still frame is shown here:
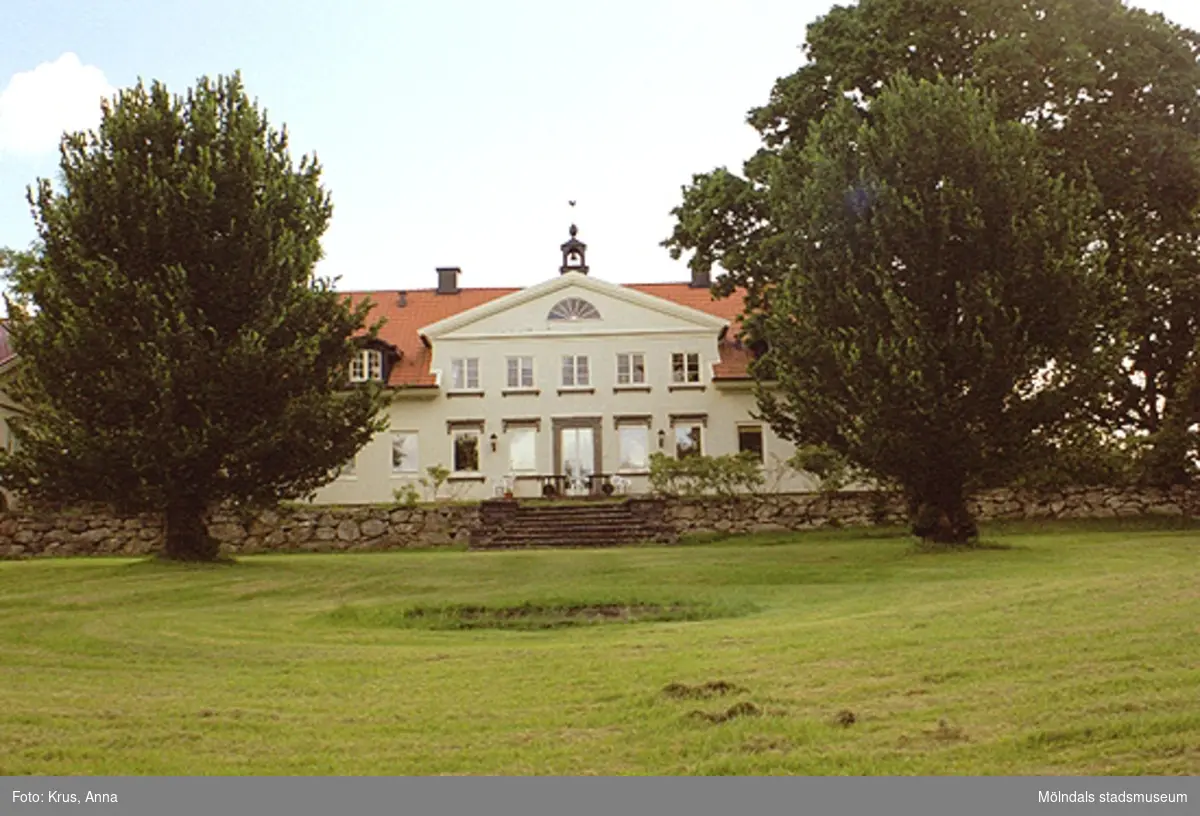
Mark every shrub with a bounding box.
[392,484,420,507]
[648,452,764,497]
[418,465,450,502]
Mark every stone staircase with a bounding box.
[471,498,677,550]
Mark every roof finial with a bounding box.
[560,201,588,275]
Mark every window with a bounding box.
[616,353,646,385]
[506,356,534,389]
[671,352,701,384]
[349,349,383,382]
[737,425,764,463]
[450,357,480,390]
[452,430,480,472]
[547,297,601,321]
[675,425,702,459]
[391,432,419,473]
[508,427,537,472]
[561,354,590,387]
[617,426,650,471]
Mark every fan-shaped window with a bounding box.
[547,297,601,321]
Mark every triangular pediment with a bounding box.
[419,273,728,339]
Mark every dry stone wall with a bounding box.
[0,485,1196,559]
[0,503,481,559]
[663,486,1200,537]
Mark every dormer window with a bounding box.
[350,349,384,382]
[548,297,601,321]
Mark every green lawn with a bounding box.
[1,520,1197,775]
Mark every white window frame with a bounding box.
[616,352,646,385]
[561,354,591,387]
[671,352,701,384]
[547,297,601,321]
[736,424,765,463]
[616,424,651,472]
[450,357,480,391]
[451,429,481,473]
[391,431,419,474]
[507,427,538,473]
[674,424,703,459]
[349,349,383,382]
[506,356,535,389]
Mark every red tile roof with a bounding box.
[628,283,752,381]
[343,282,752,387]
[345,288,517,387]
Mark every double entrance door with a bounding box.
[557,424,598,495]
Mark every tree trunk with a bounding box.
[161,494,219,561]
[909,483,978,546]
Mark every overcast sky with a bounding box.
[2,0,1199,293]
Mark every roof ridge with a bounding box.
[339,281,728,295]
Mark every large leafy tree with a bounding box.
[0,73,389,561]
[666,0,1200,484]
[753,74,1106,543]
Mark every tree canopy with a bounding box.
[0,73,389,561]
[753,74,1107,543]
[666,0,1200,484]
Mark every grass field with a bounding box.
[1,519,1197,775]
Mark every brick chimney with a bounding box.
[690,268,711,289]
[436,267,461,295]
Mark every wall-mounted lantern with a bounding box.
[489,433,498,453]
[657,429,666,449]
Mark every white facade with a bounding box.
[311,271,817,504]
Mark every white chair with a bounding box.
[611,475,632,495]
[492,474,516,498]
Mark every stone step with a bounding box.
[512,506,635,515]
[509,504,632,511]
[501,518,637,528]
[487,527,656,540]
[498,520,641,532]
[486,524,657,538]
[474,537,660,549]
[471,499,674,550]
[500,516,638,526]
[509,511,637,521]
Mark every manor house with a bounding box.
[314,225,815,503]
